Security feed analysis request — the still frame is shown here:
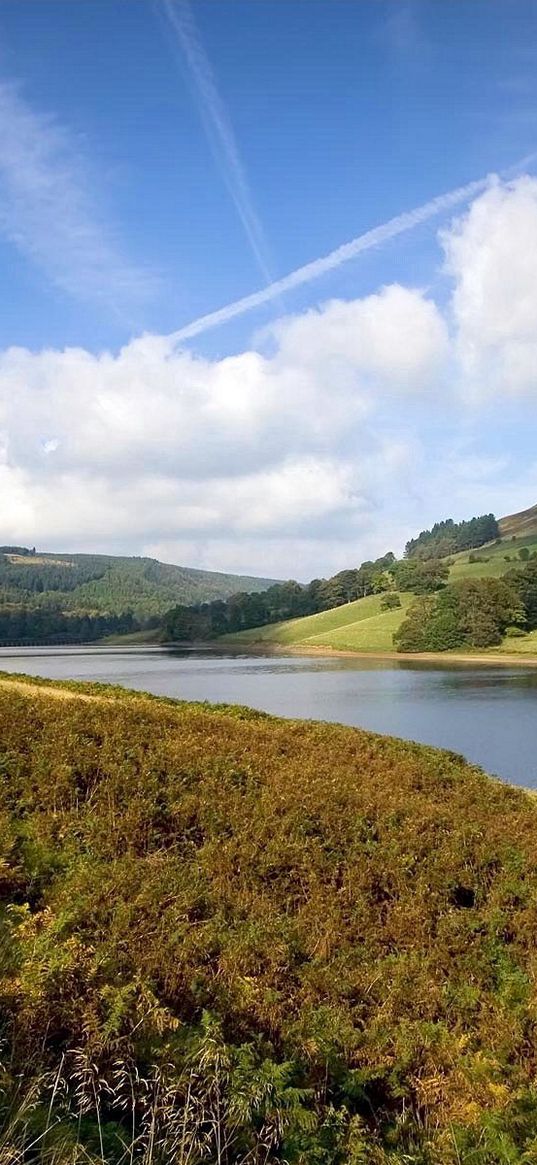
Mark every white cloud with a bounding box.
[269,284,448,391]
[0,81,156,311]
[0,284,445,485]
[0,282,445,572]
[1,176,537,578]
[442,176,537,396]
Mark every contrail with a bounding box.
[163,0,272,284]
[170,172,493,344]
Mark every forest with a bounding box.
[0,512,515,646]
[0,551,277,643]
[2,674,537,1162]
[404,515,500,560]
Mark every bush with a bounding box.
[380,592,402,611]
[505,625,527,637]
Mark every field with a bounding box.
[3,673,537,1161]
[226,530,537,656]
[226,592,414,651]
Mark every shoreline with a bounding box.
[281,644,537,667]
[194,639,537,668]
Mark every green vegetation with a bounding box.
[0,549,277,643]
[164,555,398,643]
[3,674,537,1161]
[405,514,499,560]
[163,512,522,650]
[223,519,537,657]
[395,563,537,653]
[221,593,411,650]
[5,506,537,654]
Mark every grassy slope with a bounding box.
[499,502,537,539]
[226,592,415,651]
[225,526,537,655]
[3,674,537,1160]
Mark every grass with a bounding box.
[495,627,537,655]
[3,674,537,1160]
[223,593,415,652]
[499,502,537,539]
[224,535,537,657]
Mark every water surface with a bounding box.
[1,646,536,788]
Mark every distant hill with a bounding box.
[0,548,279,634]
[499,502,537,540]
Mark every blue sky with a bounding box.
[1,1,537,577]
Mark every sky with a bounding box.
[1,0,537,580]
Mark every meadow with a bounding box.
[2,674,537,1161]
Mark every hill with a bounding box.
[499,502,537,540]
[223,590,416,652]
[2,673,537,1161]
[0,548,278,639]
[223,506,537,655]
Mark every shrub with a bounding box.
[380,592,402,611]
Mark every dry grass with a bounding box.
[2,675,537,1159]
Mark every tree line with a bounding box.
[0,605,140,645]
[405,513,499,560]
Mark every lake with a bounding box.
[0,645,536,788]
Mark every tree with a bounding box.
[392,558,449,594]
[393,598,435,652]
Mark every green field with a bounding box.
[225,530,537,655]
[224,592,415,651]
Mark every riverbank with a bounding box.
[279,643,537,666]
[159,637,537,668]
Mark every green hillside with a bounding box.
[225,512,537,655]
[225,591,415,651]
[3,673,537,1161]
[0,548,278,629]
